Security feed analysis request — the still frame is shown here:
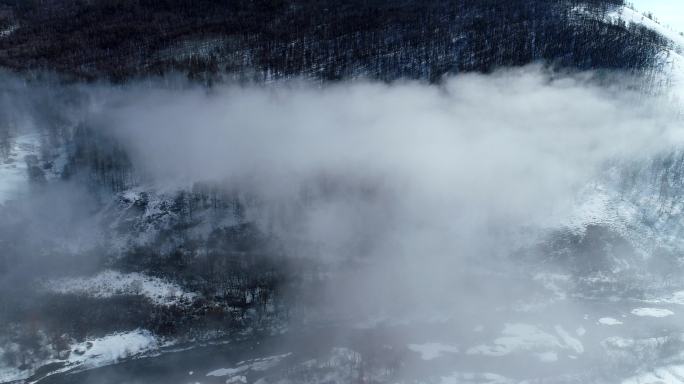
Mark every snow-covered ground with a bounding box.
[32,329,165,383]
[1,329,163,383]
[42,270,198,306]
[609,5,684,107]
[610,7,684,50]
[66,329,161,370]
[628,0,684,38]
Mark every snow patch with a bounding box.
[43,270,198,306]
[66,329,160,369]
[608,6,684,107]
[611,7,684,49]
[598,317,623,325]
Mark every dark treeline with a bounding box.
[0,0,671,82]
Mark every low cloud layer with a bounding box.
[3,67,684,384]
[97,68,676,244]
[68,67,676,319]
[1,67,681,319]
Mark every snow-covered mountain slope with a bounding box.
[610,6,684,50]
[608,5,684,103]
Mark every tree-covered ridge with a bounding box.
[0,0,669,82]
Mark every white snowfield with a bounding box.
[43,270,198,306]
[610,7,684,50]
[629,0,684,34]
[466,324,583,362]
[610,6,684,108]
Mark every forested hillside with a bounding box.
[0,0,670,82]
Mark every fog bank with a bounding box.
[1,67,681,319]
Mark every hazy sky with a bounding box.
[630,0,684,33]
